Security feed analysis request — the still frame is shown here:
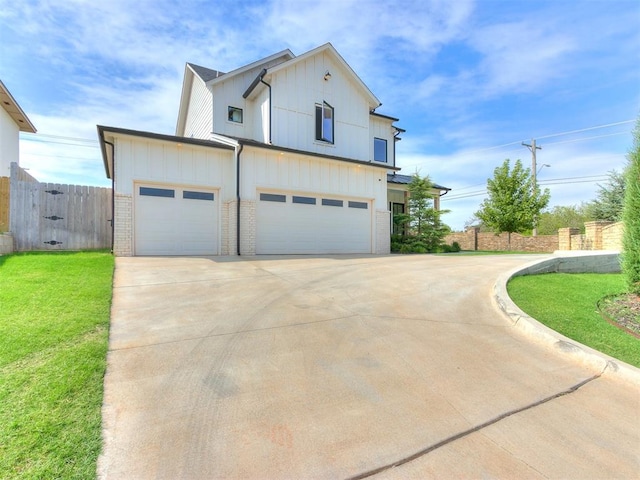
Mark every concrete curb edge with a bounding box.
[493,251,640,387]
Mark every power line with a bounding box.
[535,120,635,140]
[21,132,98,144]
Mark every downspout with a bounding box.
[104,139,116,253]
[260,76,272,144]
[236,143,244,256]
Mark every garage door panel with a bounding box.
[256,192,372,254]
[135,185,218,256]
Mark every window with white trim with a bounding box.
[315,102,334,143]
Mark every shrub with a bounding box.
[622,120,640,294]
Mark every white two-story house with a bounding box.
[99,43,448,256]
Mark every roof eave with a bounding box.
[0,79,36,133]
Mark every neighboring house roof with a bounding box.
[387,173,450,192]
[97,125,234,179]
[0,79,36,133]
[187,63,225,82]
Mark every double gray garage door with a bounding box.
[134,184,372,255]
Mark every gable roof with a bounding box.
[0,79,36,133]
[243,43,381,110]
[270,43,381,109]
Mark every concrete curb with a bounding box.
[493,251,640,387]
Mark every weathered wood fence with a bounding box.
[9,162,112,251]
[0,176,8,232]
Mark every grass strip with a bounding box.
[0,251,114,479]
[507,273,640,368]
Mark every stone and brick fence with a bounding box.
[445,220,623,253]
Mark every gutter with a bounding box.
[236,143,243,256]
[242,68,272,144]
[103,139,116,253]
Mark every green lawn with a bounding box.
[0,251,114,479]
[508,273,640,368]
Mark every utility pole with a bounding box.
[522,139,542,236]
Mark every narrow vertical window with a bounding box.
[374,137,387,163]
[315,101,334,143]
[228,106,243,123]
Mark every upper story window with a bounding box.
[374,137,387,163]
[228,106,243,123]
[315,102,334,143]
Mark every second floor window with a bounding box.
[374,137,387,163]
[228,106,243,123]
[315,102,334,143]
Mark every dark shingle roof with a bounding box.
[387,173,450,191]
[188,63,225,82]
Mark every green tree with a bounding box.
[622,121,640,294]
[536,204,592,235]
[475,159,550,245]
[394,174,450,252]
[586,170,626,221]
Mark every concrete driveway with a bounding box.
[98,254,639,479]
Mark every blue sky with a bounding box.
[1,0,638,230]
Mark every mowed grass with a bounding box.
[0,251,114,479]
[508,273,640,368]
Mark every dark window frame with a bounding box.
[259,193,286,203]
[374,137,387,163]
[139,187,175,198]
[315,101,334,144]
[322,198,343,207]
[228,106,243,123]
[348,201,368,209]
[183,190,214,201]
[292,195,316,205]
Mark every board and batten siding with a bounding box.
[239,146,387,210]
[369,116,395,166]
[183,76,213,140]
[0,106,19,177]
[113,134,234,200]
[269,51,371,161]
[211,54,291,140]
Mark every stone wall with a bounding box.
[602,222,624,251]
[444,228,557,252]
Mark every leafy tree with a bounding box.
[475,159,550,245]
[536,204,592,235]
[622,121,640,294]
[393,174,450,252]
[585,170,626,222]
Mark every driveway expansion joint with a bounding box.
[345,371,604,480]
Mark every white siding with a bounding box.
[211,55,291,139]
[113,134,234,202]
[370,116,395,166]
[239,146,387,210]
[183,77,213,140]
[0,106,19,176]
[269,51,371,160]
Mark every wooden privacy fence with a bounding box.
[0,176,8,232]
[9,163,112,251]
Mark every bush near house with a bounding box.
[391,173,451,253]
